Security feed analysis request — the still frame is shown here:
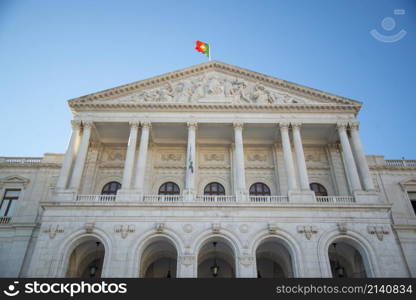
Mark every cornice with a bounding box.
[69,102,360,114]
[68,61,362,110]
[370,165,416,171]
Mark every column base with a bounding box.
[353,190,380,204]
[53,189,77,201]
[288,190,316,203]
[116,189,143,201]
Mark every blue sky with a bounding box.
[0,0,415,158]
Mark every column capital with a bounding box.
[279,122,290,130]
[233,121,244,130]
[187,121,198,128]
[336,121,348,131]
[291,122,302,130]
[349,121,360,131]
[141,121,152,129]
[82,121,94,129]
[70,120,82,130]
[129,121,140,128]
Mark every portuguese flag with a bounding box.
[195,40,210,59]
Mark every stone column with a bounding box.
[292,122,310,191]
[121,121,139,189]
[349,122,375,191]
[280,122,298,192]
[133,121,151,193]
[233,122,247,198]
[177,255,196,278]
[184,122,197,198]
[56,120,81,190]
[69,121,93,191]
[337,122,362,191]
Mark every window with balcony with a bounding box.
[101,181,121,195]
[408,192,416,215]
[249,182,271,196]
[204,182,225,195]
[310,183,328,196]
[158,182,180,195]
[0,189,20,217]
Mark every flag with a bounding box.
[195,40,210,58]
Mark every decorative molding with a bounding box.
[233,121,244,129]
[212,223,221,234]
[239,255,254,267]
[204,153,225,162]
[367,225,389,241]
[161,153,182,162]
[44,224,64,239]
[182,224,193,233]
[180,255,195,266]
[247,153,268,162]
[70,120,82,130]
[141,121,152,128]
[84,222,95,233]
[0,175,30,188]
[155,222,165,233]
[268,222,278,234]
[114,225,135,239]
[239,224,249,234]
[337,223,348,234]
[297,225,318,240]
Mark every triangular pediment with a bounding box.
[0,175,30,187]
[69,61,361,112]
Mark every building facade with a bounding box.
[1,61,415,278]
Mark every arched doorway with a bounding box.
[256,238,294,278]
[140,237,178,278]
[66,237,105,278]
[328,239,368,278]
[198,237,235,278]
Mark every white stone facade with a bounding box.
[0,61,415,278]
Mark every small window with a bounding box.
[158,182,180,195]
[249,183,271,196]
[204,182,225,195]
[0,189,20,217]
[101,182,121,195]
[408,192,416,214]
[310,183,328,196]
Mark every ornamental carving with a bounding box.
[44,224,64,239]
[239,255,254,267]
[367,225,389,241]
[110,72,319,105]
[84,222,95,233]
[114,225,135,239]
[247,153,268,162]
[297,225,318,240]
[204,153,225,162]
[180,255,195,266]
[161,153,182,162]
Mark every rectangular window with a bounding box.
[408,192,416,215]
[0,189,20,217]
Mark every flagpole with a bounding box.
[209,44,211,61]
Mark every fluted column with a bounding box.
[349,122,375,191]
[280,122,297,191]
[292,122,310,191]
[337,122,362,191]
[233,122,246,196]
[56,120,81,190]
[134,121,151,193]
[69,121,93,190]
[121,121,139,189]
[185,122,197,196]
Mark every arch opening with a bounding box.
[140,237,178,278]
[197,237,235,278]
[328,239,368,278]
[66,237,105,278]
[255,237,294,278]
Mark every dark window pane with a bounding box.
[309,183,328,196]
[249,183,271,196]
[158,182,180,195]
[101,182,121,195]
[204,182,225,195]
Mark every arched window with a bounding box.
[101,181,121,195]
[249,182,271,196]
[158,182,180,195]
[204,182,225,195]
[310,183,328,196]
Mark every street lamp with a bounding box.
[210,242,219,277]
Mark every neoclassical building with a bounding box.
[1,61,415,278]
